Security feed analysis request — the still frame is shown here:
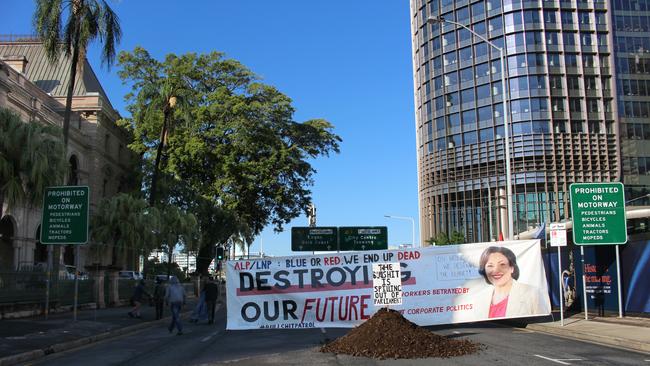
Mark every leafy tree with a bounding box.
[155,204,197,276]
[118,48,341,272]
[143,258,186,282]
[432,232,449,246]
[449,230,466,244]
[91,193,158,266]
[116,47,196,205]
[0,108,67,219]
[33,0,122,147]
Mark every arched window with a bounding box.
[68,155,79,185]
[0,216,15,270]
[34,225,48,265]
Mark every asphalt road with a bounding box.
[29,305,649,366]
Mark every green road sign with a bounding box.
[40,186,89,244]
[291,227,338,251]
[570,182,627,245]
[339,226,388,251]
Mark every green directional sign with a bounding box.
[40,186,89,244]
[338,226,388,251]
[570,182,627,245]
[291,227,338,251]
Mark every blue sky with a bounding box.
[2,1,419,257]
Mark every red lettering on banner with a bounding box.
[300,295,372,322]
[323,257,341,265]
[397,251,421,260]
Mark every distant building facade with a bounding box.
[410,0,649,243]
[0,36,137,272]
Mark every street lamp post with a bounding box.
[384,215,417,248]
[426,16,514,240]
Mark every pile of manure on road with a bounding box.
[320,307,482,360]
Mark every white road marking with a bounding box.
[201,330,220,343]
[534,354,583,365]
[453,331,460,334]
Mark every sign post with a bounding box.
[550,223,566,326]
[569,182,627,320]
[40,186,90,321]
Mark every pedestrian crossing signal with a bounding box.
[216,246,224,261]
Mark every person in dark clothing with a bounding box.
[128,280,150,318]
[153,278,166,320]
[204,277,220,324]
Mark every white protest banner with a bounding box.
[226,240,551,330]
[372,263,402,306]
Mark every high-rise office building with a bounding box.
[410,0,649,244]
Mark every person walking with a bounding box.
[128,279,150,319]
[165,276,186,335]
[153,278,166,320]
[190,287,208,323]
[204,277,220,324]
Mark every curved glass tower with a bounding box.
[411,0,621,243]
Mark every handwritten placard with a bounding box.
[372,262,402,306]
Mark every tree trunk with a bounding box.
[196,243,213,275]
[0,193,4,221]
[167,243,173,277]
[149,105,170,206]
[63,30,81,149]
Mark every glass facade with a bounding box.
[411,0,622,243]
[614,1,650,204]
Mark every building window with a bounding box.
[524,9,540,23]
[563,32,576,46]
[569,98,582,112]
[571,121,584,133]
[552,98,565,111]
[550,76,563,89]
[104,134,110,153]
[544,10,557,23]
[561,10,574,25]
[472,1,486,17]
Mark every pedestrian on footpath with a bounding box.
[190,286,208,323]
[204,277,220,324]
[153,278,166,320]
[165,276,186,335]
[128,279,150,319]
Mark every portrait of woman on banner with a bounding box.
[473,246,550,319]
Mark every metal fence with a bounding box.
[0,271,94,307]
[1,272,197,309]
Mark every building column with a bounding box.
[498,187,508,240]
[12,241,21,271]
[108,270,120,306]
[88,267,106,308]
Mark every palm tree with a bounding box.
[33,0,122,147]
[117,48,192,206]
[91,193,157,267]
[0,108,67,219]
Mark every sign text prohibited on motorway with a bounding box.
[40,186,89,244]
[569,182,627,245]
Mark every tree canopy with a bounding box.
[117,47,341,269]
[0,107,67,219]
[33,0,122,147]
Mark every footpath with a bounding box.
[0,307,647,366]
[0,298,199,366]
[525,312,650,354]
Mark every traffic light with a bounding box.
[216,246,224,261]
